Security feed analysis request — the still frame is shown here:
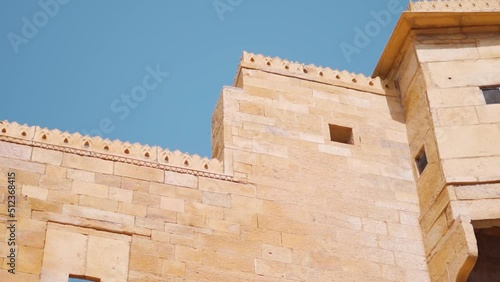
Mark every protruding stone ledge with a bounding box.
[0,120,235,181]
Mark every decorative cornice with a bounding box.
[409,0,500,12]
[235,52,396,96]
[0,120,234,181]
[374,2,500,78]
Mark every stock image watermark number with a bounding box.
[7,172,17,274]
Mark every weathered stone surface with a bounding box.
[109,186,133,203]
[62,153,113,174]
[202,191,231,208]
[160,196,185,213]
[86,235,130,282]
[199,177,256,197]
[21,185,48,201]
[115,162,164,182]
[0,142,32,160]
[416,43,479,62]
[435,124,500,159]
[32,147,62,165]
[165,171,197,188]
[40,228,88,282]
[455,183,500,200]
[161,259,186,277]
[2,9,500,281]
[63,204,135,225]
[67,168,95,182]
[72,180,109,198]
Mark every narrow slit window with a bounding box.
[415,147,428,176]
[329,124,353,144]
[481,87,500,104]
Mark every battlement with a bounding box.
[409,0,500,12]
[236,51,396,96]
[0,120,230,180]
[1,5,500,280]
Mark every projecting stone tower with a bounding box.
[373,1,500,281]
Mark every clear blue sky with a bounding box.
[1,0,407,158]
[68,278,91,282]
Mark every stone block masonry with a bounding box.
[0,1,499,281]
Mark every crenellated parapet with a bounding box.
[0,120,230,179]
[236,51,396,96]
[409,0,500,12]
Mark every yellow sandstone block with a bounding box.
[21,185,48,200]
[0,156,46,174]
[160,196,185,213]
[165,171,197,188]
[18,246,44,263]
[72,180,109,199]
[201,249,255,273]
[63,204,134,225]
[129,254,161,274]
[62,153,113,174]
[202,191,231,208]
[135,217,166,231]
[132,191,161,207]
[175,245,201,263]
[131,236,174,257]
[79,195,118,212]
[28,198,63,213]
[122,177,149,192]
[176,213,206,228]
[16,259,42,275]
[206,218,240,234]
[149,182,176,197]
[40,228,87,281]
[175,186,202,202]
[115,162,164,182]
[161,259,186,277]
[146,207,177,222]
[31,147,63,165]
[117,202,147,217]
[39,165,71,190]
[127,270,163,282]
[198,177,256,197]
[169,233,194,247]
[261,244,293,263]
[254,258,287,278]
[13,170,41,186]
[184,201,223,219]
[109,186,133,203]
[47,190,79,205]
[0,141,32,160]
[95,173,122,187]
[151,230,170,243]
[86,236,130,281]
[66,168,95,182]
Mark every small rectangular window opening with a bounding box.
[69,275,101,282]
[415,147,428,176]
[329,124,353,144]
[481,87,500,104]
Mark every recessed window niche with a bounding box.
[329,124,354,145]
[415,147,428,176]
[481,87,500,105]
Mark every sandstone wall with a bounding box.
[391,28,500,281]
[211,63,429,281]
[0,58,430,281]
